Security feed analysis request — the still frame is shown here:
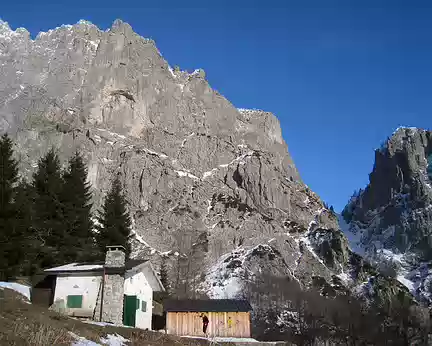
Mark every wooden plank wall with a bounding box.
[167,311,251,337]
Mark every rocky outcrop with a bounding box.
[342,127,432,304]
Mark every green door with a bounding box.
[123,295,137,327]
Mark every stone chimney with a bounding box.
[105,245,126,267]
[101,245,126,325]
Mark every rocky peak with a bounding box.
[0,20,29,42]
[342,126,432,304]
[364,127,432,213]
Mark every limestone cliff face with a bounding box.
[342,127,432,304]
[0,19,404,304]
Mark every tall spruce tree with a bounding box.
[97,174,132,257]
[159,257,170,299]
[0,133,19,280]
[13,180,38,276]
[61,152,96,262]
[32,149,65,268]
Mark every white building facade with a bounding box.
[44,246,164,330]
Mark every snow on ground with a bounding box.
[70,332,129,346]
[70,332,100,346]
[100,334,129,346]
[0,282,31,300]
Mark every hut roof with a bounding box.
[164,299,252,312]
[43,259,147,273]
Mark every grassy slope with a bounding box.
[0,288,210,346]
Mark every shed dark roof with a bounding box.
[164,299,252,312]
[125,259,147,270]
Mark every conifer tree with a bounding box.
[61,151,96,262]
[0,133,19,280]
[159,257,171,298]
[32,148,65,268]
[96,174,132,257]
[13,180,38,276]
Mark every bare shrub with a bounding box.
[11,320,72,345]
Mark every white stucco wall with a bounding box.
[54,273,102,317]
[124,271,153,330]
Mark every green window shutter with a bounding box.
[136,298,140,310]
[67,295,83,308]
[141,301,147,312]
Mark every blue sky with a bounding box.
[2,0,432,211]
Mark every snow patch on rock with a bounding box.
[175,170,199,180]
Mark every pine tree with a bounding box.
[13,180,38,276]
[32,148,65,268]
[61,152,96,262]
[159,257,170,298]
[0,134,18,214]
[0,133,19,280]
[96,174,132,257]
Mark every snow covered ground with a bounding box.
[0,281,31,300]
[70,332,129,346]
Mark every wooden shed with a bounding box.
[164,299,252,338]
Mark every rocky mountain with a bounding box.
[341,127,432,304]
[0,18,408,315]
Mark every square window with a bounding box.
[67,295,83,308]
[141,301,147,312]
[136,298,140,310]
